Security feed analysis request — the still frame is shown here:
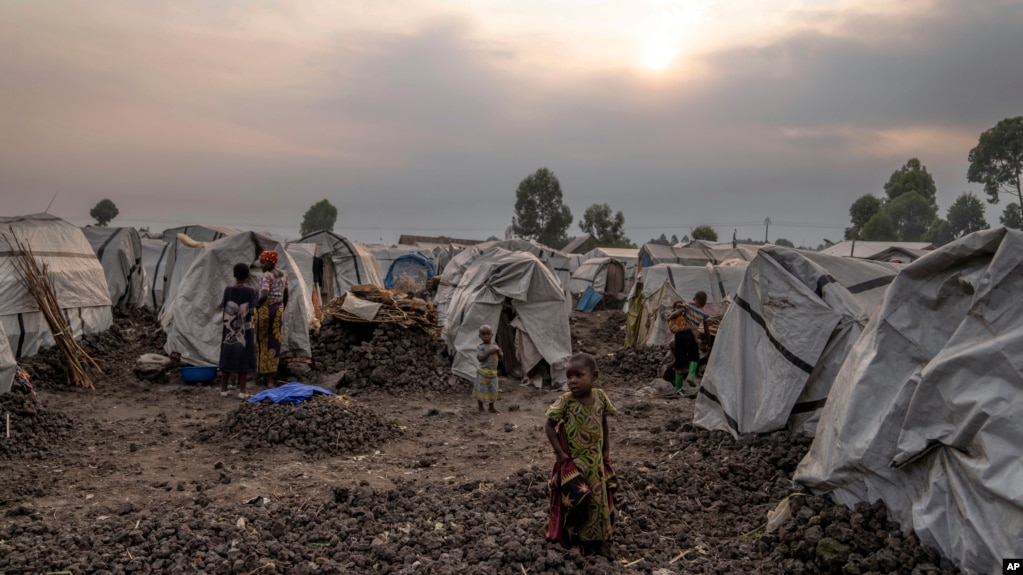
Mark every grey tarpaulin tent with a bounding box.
[0,322,15,394]
[141,237,171,310]
[162,232,313,368]
[0,214,113,358]
[83,226,148,308]
[295,231,383,297]
[160,225,241,316]
[794,228,1023,575]
[443,248,572,389]
[568,257,629,297]
[693,246,898,437]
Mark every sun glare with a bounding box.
[641,42,678,71]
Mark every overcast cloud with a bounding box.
[2,0,1022,246]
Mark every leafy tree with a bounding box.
[647,233,671,246]
[691,225,718,241]
[511,167,573,248]
[884,158,938,208]
[967,116,1023,212]
[90,198,119,227]
[1001,203,1023,229]
[861,211,898,241]
[670,234,679,244]
[579,203,634,248]
[774,238,795,248]
[885,191,937,241]
[485,235,501,241]
[946,192,988,239]
[923,218,954,247]
[845,194,883,239]
[300,199,338,236]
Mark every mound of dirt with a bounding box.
[204,394,403,459]
[314,320,459,394]
[597,345,668,385]
[0,393,79,461]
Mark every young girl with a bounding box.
[219,263,258,399]
[544,353,617,557]
[474,324,502,413]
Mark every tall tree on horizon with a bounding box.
[299,199,338,237]
[90,198,119,227]
[968,116,1023,220]
[579,203,634,248]
[511,167,573,248]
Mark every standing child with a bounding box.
[474,324,502,413]
[545,353,617,558]
[219,263,258,399]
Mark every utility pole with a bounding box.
[764,217,771,244]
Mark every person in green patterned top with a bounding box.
[544,353,617,557]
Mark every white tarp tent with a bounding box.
[163,232,313,368]
[569,257,629,296]
[581,247,638,278]
[694,247,898,437]
[640,242,758,269]
[625,261,748,304]
[365,244,433,279]
[0,321,15,394]
[83,226,148,308]
[160,225,241,315]
[141,238,170,310]
[295,231,383,297]
[443,248,573,389]
[794,228,1023,575]
[0,214,113,358]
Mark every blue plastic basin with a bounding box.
[179,366,219,383]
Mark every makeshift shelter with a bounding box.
[384,252,436,290]
[83,226,148,308]
[0,214,113,358]
[295,231,383,297]
[141,238,171,310]
[624,261,747,306]
[818,240,932,259]
[640,242,757,268]
[160,225,241,314]
[163,232,313,368]
[435,240,579,315]
[793,228,1023,575]
[867,246,929,264]
[365,244,428,278]
[569,257,628,297]
[443,248,572,389]
[693,246,899,438]
[581,247,639,277]
[561,234,598,254]
[0,322,15,394]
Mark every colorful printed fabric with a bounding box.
[545,389,617,543]
[473,343,500,401]
[219,284,257,373]
[256,270,288,376]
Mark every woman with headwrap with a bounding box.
[255,250,288,388]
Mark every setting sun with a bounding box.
[641,41,678,70]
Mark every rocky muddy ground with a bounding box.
[0,309,960,574]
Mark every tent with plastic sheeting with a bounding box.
[793,228,1023,575]
[693,246,899,438]
[83,226,148,308]
[0,214,113,358]
[443,248,572,389]
[162,232,313,368]
[159,225,241,316]
[384,252,436,290]
[624,261,747,308]
[365,244,432,278]
[0,322,15,394]
[141,238,171,310]
[295,231,383,298]
[640,242,758,268]
[435,239,579,316]
[581,247,638,277]
[569,257,629,298]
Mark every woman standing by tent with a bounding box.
[255,250,288,388]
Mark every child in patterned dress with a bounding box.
[473,324,502,413]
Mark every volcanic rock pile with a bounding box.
[597,345,668,385]
[312,320,458,395]
[206,394,403,459]
[0,393,79,460]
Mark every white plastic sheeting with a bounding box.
[0,214,113,358]
[794,228,1023,575]
[295,231,383,296]
[625,262,747,304]
[443,249,572,389]
[568,257,629,295]
[83,226,148,308]
[0,321,15,394]
[364,244,433,278]
[163,232,313,367]
[693,247,898,437]
[160,225,240,315]
[141,238,170,310]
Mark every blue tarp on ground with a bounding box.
[384,252,436,289]
[576,285,603,312]
[247,382,336,405]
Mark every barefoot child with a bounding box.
[474,325,502,413]
[544,353,617,557]
[219,263,257,399]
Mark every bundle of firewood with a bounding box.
[2,231,102,389]
[323,285,441,337]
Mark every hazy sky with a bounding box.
[2,0,1021,247]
